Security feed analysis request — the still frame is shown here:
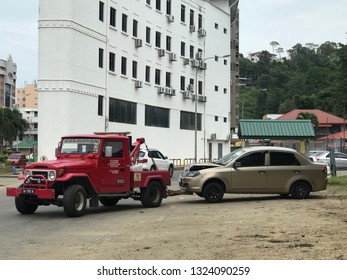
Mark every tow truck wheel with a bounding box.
[15,196,38,214]
[141,181,163,208]
[99,197,120,206]
[63,185,87,217]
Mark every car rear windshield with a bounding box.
[8,154,22,159]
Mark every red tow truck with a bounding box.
[6,133,171,217]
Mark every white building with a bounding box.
[38,0,231,162]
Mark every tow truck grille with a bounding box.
[32,170,49,179]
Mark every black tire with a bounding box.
[168,165,174,177]
[15,196,38,214]
[141,181,163,208]
[99,197,120,206]
[290,181,311,199]
[63,185,87,217]
[203,182,224,203]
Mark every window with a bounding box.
[145,65,151,82]
[180,111,201,130]
[180,41,185,57]
[224,28,227,34]
[166,0,171,15]
[270,152,300,166]
[122,13,128,32]
[198,81,203,95]
[146,27,151,44]
[165,72,171,87]
[180,76,185,91]
[181,5,185,22]
[224,117,227,123]
[215,85,218,92]
[190,9,194,26]
[132,60,138,79]
[109,98,137,124]
[155,69,161,85]
[224,59,228,65]
[198,14,203,29]
[215,116,218,122]
[99,1,104,22]
[121,56,127,75]
[145,105,170,128]
[133,20,138,37]
[189,45,194,59]
[110,7,116,27]
[156,0,161,11]
[166,36,171,51]
[238,152,265,167]
[146,0,151,5]
[98,95,103,116]
[224,88,227,94]
[98,48,104,68]
[215,23,219,29]
[155,31,161,48]
[109,52,115,72]
[103,141,124,158]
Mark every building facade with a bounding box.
[38,0,232,161]
[0,55,17,108]
[16,82,38,109]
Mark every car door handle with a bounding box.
[294,170,301,174]
[258,171,266,174]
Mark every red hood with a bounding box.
[25,157,96,170]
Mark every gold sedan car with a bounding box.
[179,146,328,202]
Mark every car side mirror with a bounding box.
[164,156,168,159]
[233,162,241,169]
[105,146,113,158]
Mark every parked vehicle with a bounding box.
[180,146,328,203]
[6,133,171,217]
[132,149,174,177]
[6,153,27,168]
[315,151,347,169]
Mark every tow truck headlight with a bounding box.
[24,169,32,177]
[48,170,56,181]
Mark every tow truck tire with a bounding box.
[141,181,163,208]
[15,196,38,214]
[63,185,87,217]
[99,197,120,206]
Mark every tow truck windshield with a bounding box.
[60,138,100,154]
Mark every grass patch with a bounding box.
[327,175,347,198]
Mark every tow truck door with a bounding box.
[98,139,130,193]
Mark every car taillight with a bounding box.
[138,158,148,163]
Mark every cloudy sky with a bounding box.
[0,0,346,87]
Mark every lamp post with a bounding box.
[194,54,231,162]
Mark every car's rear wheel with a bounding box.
[141,181,163,207]
[99,197,120,206]
[203,182,224,203]
[290,181,311,199]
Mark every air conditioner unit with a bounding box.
[199,62,207,70]
[135,38,143,48]
[171,89,176,96]
[198,28,206,37]
[183,91,191,99]
[135,80,143,88]
[195,52,203,60]
[189,25,196,32]
[193,60,200,68]
[158,87,166,94]
[169,53,177,61]
[183,58,190,65]
[210,133,217,140]
[191,94,197,101]
[165,88,172,95]
[158,49,165,57]
[187,84,194,92]
[167,15,175,23]
[198,95,207,102]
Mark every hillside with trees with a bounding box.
[239,42,347,119]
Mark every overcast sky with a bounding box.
[1,0,347,87]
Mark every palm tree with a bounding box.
[270,41,280,54]
[297,112,319,128]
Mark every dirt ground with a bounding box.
[1,177,347,260]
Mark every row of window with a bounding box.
[99,48,228,94]
[98,97,227,129]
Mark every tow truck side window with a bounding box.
[103,141,124,158]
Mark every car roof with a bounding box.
[241,146,296,153]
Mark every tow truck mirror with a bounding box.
[105,146,112,158]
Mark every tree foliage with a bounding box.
[0,108,29,151]
[239,41,347,119]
